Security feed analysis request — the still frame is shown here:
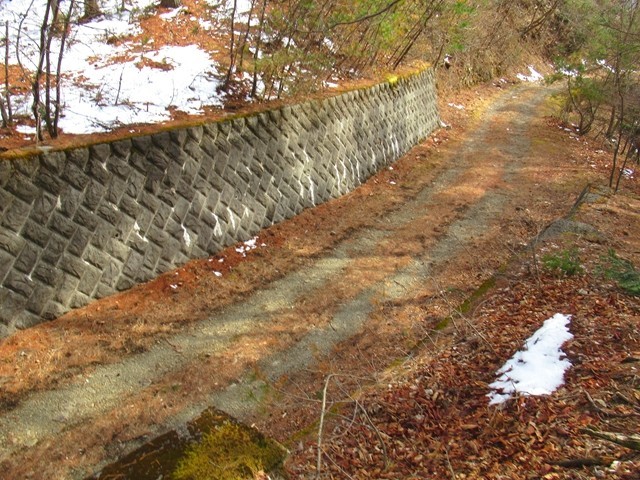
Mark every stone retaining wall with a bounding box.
[0,67,439,337]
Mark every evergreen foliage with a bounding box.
[601,249,640,297]
[542,247,584,277]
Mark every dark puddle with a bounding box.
[86,407,287,480]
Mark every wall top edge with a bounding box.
[0,63,433,162]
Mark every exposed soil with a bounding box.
[0,81,638,480]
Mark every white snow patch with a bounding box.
[16,125,37,135]
[227,207,237,231]
[597,59,615,73]
[447,102,465,110]
[181,225,191,247]
[133,221,149,242]
[516,66,544,83]
[199,19,215,30]
[559,67,578,78]
[488,313,573,405]
[212,214,223,238]
[323,37,336,53]
[235,236,263,257]
[160,6,186,20]
[0,0,224,134]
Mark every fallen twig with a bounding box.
[549,457,615,468]
[444,447,456,480]
[316,373,336,479]
[582,426,640,451]
[584,389,607,414]
[356,400,389,468]
[584,390,640,418]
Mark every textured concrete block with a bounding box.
[6,172,41,204]
[1,197,31,233]
[105,239,129,262]
[105,175,128,205]
[35,169,65,196]
[13,311,42,329]
[96,200,122,226]
[26,281,55,316]
[54,274,80,306]
[70,291,90,309]
[100,260,122,288]
[119,193,141,218]
[32,261,63,286]
[110,138,132,158]
[39,150,66,174]
[83,245,110,269]
[41,300,66,321]
[67,226,92,257]
[22,219,50,248]
[66,148,90,168]
[41,233,67,265]
[29,190,58,225]
[73,206,99,232]
[132,134,153,153]
[59,253,87,279]
[62,161,89,191]
[0,248,14,283]
[87,157,111,185]
[106,153,133,179]
[5,269,35,297]
[0,229,26,256]
[78,266,102,296]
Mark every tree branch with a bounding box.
[582,427,640,451]
[330,0,403,28]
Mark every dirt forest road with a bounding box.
[0,82,604,479]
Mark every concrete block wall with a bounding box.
[0,67,439,337]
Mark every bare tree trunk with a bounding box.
[237,0,256,70]
[160,0,182,8]
[81,0,101,23]
[614,141,633,193]
[3,21,12,126]
[52,0,75,136]
[251,0,267,98]
[222,0,238,92]
[606,105,617,138]
[607,0,639,190]
[0,98,8,128]
[43,0,60,137]
[609,109,623,188]
[33,0,55,141]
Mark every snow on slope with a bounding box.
[0,0,230,134]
